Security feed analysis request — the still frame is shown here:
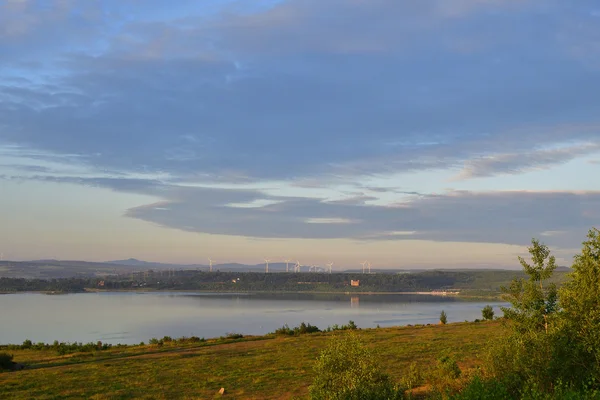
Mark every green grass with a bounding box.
[0,321,501,399]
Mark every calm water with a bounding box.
[0,292,505,345]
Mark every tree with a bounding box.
[309,333,403,400]
[439,310,447,324]
[501,238,558,334]
[557,228,600,388]
[486,238,560,392]
[482,305,494,321]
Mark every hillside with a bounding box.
[0,321,501,399]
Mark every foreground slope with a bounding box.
[0,321,499,399]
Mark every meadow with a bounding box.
[0,321,500,399]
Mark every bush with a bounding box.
[482,305,494,321]
[309,333,404,400]
[440,310,448,325]
[401,362,424,391]
[225,333,244,339]
[0,352,14,370]
[325,320,359,332]
[437,354,461,380]
[429,354,463,396]
[448,376,511,400]
[297,322,320,335]
[273,324,295,336]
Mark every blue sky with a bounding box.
[0,0,599,268]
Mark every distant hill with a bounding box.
[0,257,571,280]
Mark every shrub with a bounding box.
[309,333,403,400]
[440,310,448,325]
[273,324,295,336]
[226,333,244,339]
[437,354,461,380]
[297,322,320,335]
[448,376,511,400]
[0,352,14,370]
[401,362,424,391]
[429,354,463,395]
[326,321,359,332]
[482,305,494,321]
[345,320,358,330]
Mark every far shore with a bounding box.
[2,288,502,300]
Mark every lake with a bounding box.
[0,292,505,345]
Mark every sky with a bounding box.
[0,0,599,269]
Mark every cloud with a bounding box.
[12,175,591,247]
[454,142,600,180]
[1,0,600,184]
[122,186,600,248]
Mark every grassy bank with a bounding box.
[0,321,501,399]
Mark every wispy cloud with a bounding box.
[454,142,600,180]
[1,0,599,263]
[10,175,595,247]
[1,0,599,184]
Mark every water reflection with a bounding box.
[0,292,505,345]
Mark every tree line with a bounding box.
[0,268,557,294]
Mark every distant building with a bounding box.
[98,280,105,287]
[350,280,360,287]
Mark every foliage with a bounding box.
[0,352,14,370]
[428,353,464,395]
[325,320,358,332]
[309,333,403,400]
[0,268,569,295]
[501,239,558,335]
[2,339,114,355]
[448,376,600,400]
[485,239,561,392]
[225,333,244,339]
[439,310,447,324]
[481,305,494,321]
[448,376,511,400]
[273,322,321,336]
[557,228,600,388]
[400,362,424,391]
[468,229,600,397]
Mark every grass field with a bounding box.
[0,321,501,399]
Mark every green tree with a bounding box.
[557,228,600,388]
[486,238,560,392]
[440,310,447,324]
[309,333,403,400]
[482,305,494,321]
[501,239,558,334]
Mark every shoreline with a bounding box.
[2,288,502,300]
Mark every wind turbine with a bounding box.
[295,260,301,273]
[367,261,372,274]
[361,261,367,274]
[264,258,271,273]
[284,259,291,273]
[208,258,214,273]
[326,262,333,274]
